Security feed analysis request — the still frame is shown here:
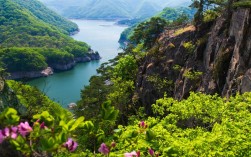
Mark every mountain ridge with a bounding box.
[39,0,192,19]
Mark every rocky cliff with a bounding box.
[135,8,251,113]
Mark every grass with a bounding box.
[174,25,195,36]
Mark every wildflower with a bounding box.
[0,131,4,143]
[149,148,154,156]
[63,138,78,152]
[124,151,137,157]
[40,122,46,129]
[2,127,10,137]
[10,126,18,139]
[98,143,110,155]
[18,122,33,137]
[139,121,147,128]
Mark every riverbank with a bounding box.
[8,51,101,80]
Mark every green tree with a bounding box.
[130,17,167,50]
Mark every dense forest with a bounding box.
[0,0,97,75]
[1,0,251,157]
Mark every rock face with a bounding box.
[8,67,53,80]
[135,8,251,113]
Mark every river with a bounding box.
[27,20,127,107]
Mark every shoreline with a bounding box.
[8,52,101,80]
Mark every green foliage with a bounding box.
[101,101,119,121]
[11,0,78,34]
[233,0,251,8]
[6,80,72,120]
[147,74,174,94]
[183,70,203,80]
[75,51,139,152]
[113,55,137,80]
[157,7,196,22]
[37,48,74,65]
[105,92,251,156]
[183,41,196,54]
[203,10,220,23]
[173,13,190,25]
[130,17,167,50]
[0,48,47,72]
[132,43,146,60]
[0,108,20,126]
[172,64,182,71]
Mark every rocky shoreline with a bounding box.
[8,52,101,80]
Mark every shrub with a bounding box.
[183,41,196,54]
[183,70,203,80]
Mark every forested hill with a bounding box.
[11,0,78,35]
[0,0,99,78]
[119,6,196,44]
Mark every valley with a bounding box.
[27,20,127,107]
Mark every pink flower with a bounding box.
[2,127,10,137]
[18,122,33,137]
[98,143,110,155]
[63,138,78,152]
[10,126,18,139]
[0,131,4,143]
[124,151,138,157]
[139,121,147,128]
[40,122,46,129]
[149,148,155,156]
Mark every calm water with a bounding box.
[27,20,127,107]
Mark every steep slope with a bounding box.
[135,8,251,110]
[11,0,78,35]
[39,0,192,19]
[0,0,99,79]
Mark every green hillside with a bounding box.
[11,0,78,35]
[0,0,91,72]
[119,7,196,43]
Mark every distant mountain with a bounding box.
[39,0,192,20]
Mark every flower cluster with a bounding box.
[63,138,78,152]
[98,141,116,155]
[0,121,32,143]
